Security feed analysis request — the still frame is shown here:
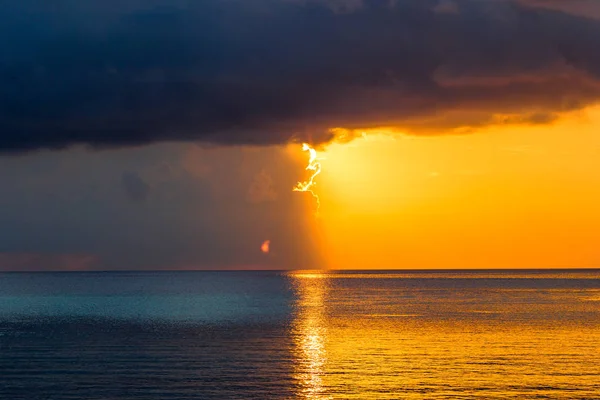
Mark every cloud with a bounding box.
[433,0,459,14]
[0,143,323,270]
[121,171,150,202]
[1,0,600,153]
[0,253,97,271]
[517,0,600,19]
[247,169,278,203]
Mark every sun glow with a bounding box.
[307,106,600,270]
[293,143,323,210]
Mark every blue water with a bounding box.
[1,270,599,399]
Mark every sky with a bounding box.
[1,0,600,270]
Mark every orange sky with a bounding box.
[302,105,600,269]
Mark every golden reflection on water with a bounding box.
[287,270,600,399]
[290,271,331,400]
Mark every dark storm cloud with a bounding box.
[2,0,600,153]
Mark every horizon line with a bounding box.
[1,267,599,273]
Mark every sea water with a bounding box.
[1,270,599,399]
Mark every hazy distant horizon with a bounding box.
[2,267,600,273]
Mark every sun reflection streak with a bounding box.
[289,271,331,399]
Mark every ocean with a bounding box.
[0,270,599,399]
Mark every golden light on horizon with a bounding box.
[308,105,600,270]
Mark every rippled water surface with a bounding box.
[1,270,600,399]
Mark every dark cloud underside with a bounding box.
[2,0,600,153]
[518,0,600,19]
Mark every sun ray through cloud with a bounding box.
[293,143,323,212]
